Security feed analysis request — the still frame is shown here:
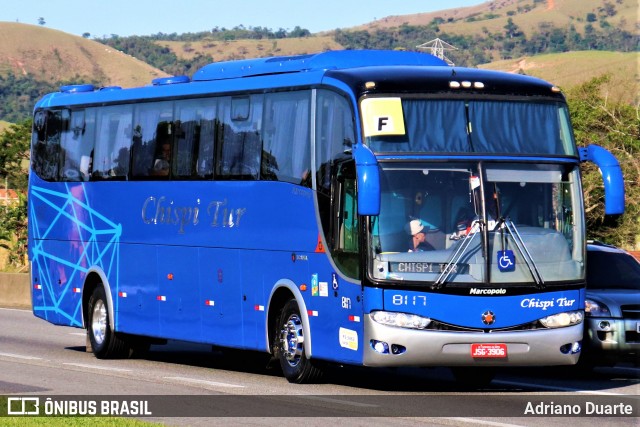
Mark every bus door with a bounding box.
[311,160,364,363]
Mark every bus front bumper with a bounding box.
[363,315,582,367]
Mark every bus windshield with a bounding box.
[362,97,577,156]
[369,162,584,286]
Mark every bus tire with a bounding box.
[274,299,323,384]
[87,286,131,359]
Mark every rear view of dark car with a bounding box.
[583,242,640,366]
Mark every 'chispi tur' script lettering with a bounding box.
[141,196,246,233]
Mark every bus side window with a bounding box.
[216,95,263,180]
[131,102,173,179]
[32,110,61,181]
[175,98,216,179]
[60,109,95,182]
[262,91,311,185]
[93,105,132,179]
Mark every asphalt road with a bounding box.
[1,307,638,426]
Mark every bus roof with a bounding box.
[34,50,562,109]
[192,50,447,81]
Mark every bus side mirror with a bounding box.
[579,144,625,215]
[353,145,380,216]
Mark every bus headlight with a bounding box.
[370,311,431,330]
[539,310,583,328]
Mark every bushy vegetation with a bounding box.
[96,25,311,76]
[0,74,102,124]
[97,35,214,77]
[334,21,637,67]
[0,74,61,123]
[569,76,640,249]
[0,120,30,269]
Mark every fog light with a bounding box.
[560,341,581,354]
[571,341,582,354]
[598,321,611,331]
[391,344,406,355]
[371,340,389,354]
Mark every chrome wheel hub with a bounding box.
[280,314,304,367]
[91,300,107,346]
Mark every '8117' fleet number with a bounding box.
[391,294,427,306]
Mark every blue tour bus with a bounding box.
[28,50,625,385]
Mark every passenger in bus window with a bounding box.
[153,140,171,176]
[406,220,435,252]
[80,153,92,181]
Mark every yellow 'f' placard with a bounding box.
[361,97,406,137]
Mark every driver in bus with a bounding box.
[406,220,435,252]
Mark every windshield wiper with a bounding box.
[433,221,481,289]
[501,218,545,289]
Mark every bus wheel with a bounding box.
[275,299,323,383]
[87,286,131,359]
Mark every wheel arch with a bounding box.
[266,279,312,357]
[81,267,114,331]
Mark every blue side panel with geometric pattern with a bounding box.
[29,183,121,327]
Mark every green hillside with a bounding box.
[480,51,639,104]
[364,0,637,35]
[0,0,636,123]
[0,22,166,87]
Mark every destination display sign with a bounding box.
[389,262,469,274]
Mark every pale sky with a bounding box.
[1,0,485,37]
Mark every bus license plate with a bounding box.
[471,343,507,358]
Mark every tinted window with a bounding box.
[60,109,95,182]
[262,91,311,185]
[587,250,640,290]
[216,95,263,180]
[32,110,59,180]
[365,99,575,156]
[93,105,133,179]
[315,90,354,195]
[130,102,173,178]
[315,90,355,241]
[175,99,217,178]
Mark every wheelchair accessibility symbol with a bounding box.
[497,250,516,272]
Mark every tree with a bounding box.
[38,17,45,26]
[0,193,28,269]
[503,18,521,38]
[0,120,31,270]
[0,120,31,192]
[568,76,640,250]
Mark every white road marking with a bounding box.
[296,395,378,408]
[63,362,132,372]
[163,376,245,388]
[0,307,31,313]
[0,352,42,360]
[443,418,526,427]
[68,332,87,336]
[494,379,626,396]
